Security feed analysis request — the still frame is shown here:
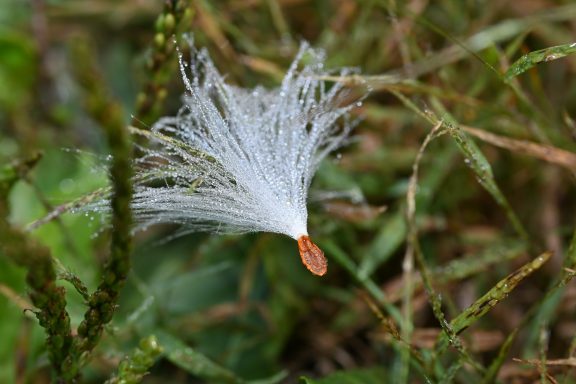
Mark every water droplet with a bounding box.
[59,178,76,194]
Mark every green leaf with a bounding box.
[444,122,528,241]
[156,330,245,383]
[392,91,528,241]
[358,144,458,278]
[300,367,387,384]
[433,240,526,284]
[0,32,36,109]
[481,328,518,384]
[450,252,551,336]
[504,43,576,81]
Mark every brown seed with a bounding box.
[297,235,327,276]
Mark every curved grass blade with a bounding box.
[402,121,445,382]
[300,367,387,384]
[156,330,245,384]
[440,360,463,384]
[445,121,528,241]
[319,239,402,323]
[358,139,459,278]
[504,43,576,82]
[433,240,527,284]
[404,122,485,376]
[393,91,529,241]
[480,328,519,384]
[480,232,576,382]
[448,251,551,338]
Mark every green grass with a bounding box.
[1,1,576,383]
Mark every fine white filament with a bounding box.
[126,43,356,241]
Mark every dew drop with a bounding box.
[59,178,76,194]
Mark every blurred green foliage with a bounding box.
[1,0,576,383]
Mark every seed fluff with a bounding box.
[117,43,358,276]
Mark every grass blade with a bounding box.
[504,43,576,82]
[157,330,245,384]
[449,252,551,337]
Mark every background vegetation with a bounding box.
[1,0,576,382]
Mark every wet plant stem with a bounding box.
[69,40,134,379]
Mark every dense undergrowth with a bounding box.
[1,1,576,383]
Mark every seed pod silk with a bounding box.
[128,42,358,276]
